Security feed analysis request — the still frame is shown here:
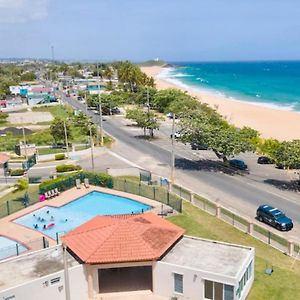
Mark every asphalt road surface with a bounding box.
[58,90,300,242]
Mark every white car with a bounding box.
[170,131,181,139]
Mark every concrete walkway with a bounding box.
[94,290,167,300]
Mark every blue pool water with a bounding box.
[0,236,27,260]
[14,191,152,239]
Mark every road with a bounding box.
[58,90,300,242]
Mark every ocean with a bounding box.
[159,61,300,112]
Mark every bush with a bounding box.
[39,171,113,193]
[56,164,82,173]
[55,153,65,160]
[10,169,25,176]
[14,178,29,191]
[29,176,42,183]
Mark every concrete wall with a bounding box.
[0,265,88,300]
[153,259,254,300]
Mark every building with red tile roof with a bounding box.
[61,213,185,264]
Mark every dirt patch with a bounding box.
[8,112,53,124]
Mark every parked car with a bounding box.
[166,112,179,119]
[170,131,181,139]
[257,156,274,164]
[190,142,208,150]
[256,204,293,231]
[229,159,248,170]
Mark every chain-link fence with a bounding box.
[0,188,39,218]
[112,178,182,212]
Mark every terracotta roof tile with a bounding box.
[0,153,9,164]
[61,213,184,264]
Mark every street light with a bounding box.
[97,63,104,147]
[89,124,95,172]
[170,113,176,186]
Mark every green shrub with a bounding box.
[29,176,42,183]
[56,164,82,173]
[14,178,28,191]
[39,171,113,193]
[55,153,65,160]
[10,169,25,176]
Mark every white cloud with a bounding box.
[0,0,48,23]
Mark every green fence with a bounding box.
[0,188,39,218]
[112,178,182,212]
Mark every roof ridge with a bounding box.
[86,220,157,262]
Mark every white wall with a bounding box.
[153,261,250,300]
[0,265,88,300]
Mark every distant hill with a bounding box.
[139,59,172,68]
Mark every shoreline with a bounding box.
[141,66,300,141]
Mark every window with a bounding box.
[205,280,232,300]
[236,260,253,298]
[174,273,183,294]
[224,285,234,300]
[205,280,213,299]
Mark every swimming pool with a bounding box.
[14,191,152,239]
[0,236,27,260]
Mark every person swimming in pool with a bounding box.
[34,224,38,229]
[43,224,46,230]
[46,210,50,214]
[50,216,54,221]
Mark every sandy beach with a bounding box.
[141,66,300,141]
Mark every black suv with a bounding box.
[257,156,274,164]
[256,205,293,231]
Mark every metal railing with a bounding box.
[171,185,300,259]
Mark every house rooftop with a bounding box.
[162,236,254,278]
[0,153,9,164]
[0,246,78,291]
[61,213,185,264]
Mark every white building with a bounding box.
[0,213,254,300]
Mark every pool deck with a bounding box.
[0,185,172,252]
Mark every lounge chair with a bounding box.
[84,178,90,188]
[54,188,60,195]
[75,179,81,189]
[49,190,56,197]
[45,191,51,200]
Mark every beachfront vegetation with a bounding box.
[126,108,161,137]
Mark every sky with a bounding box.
[0,0,300,62]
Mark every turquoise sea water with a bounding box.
[160,61,300,111]
[14,191,152,240]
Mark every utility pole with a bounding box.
[170,113,176,186]
[97,63,104,146]
[63,120,69,158]
[89,125,95,172]
[22,125,28,160]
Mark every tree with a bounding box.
[273,140,300,169]
[153,89,191,113]
[20,71,36,81]
[180,110,254,162]
[126,108,160,137]
[50,118,73,144]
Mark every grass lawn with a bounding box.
[168,202,300,300]
[0,185,39,217]
[32,104,73,119]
